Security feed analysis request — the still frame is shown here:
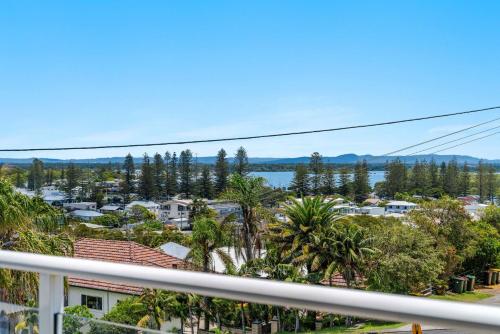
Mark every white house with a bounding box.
[64,202,97,211]
[100,205,122,214]
[385,201,418,214]
[68,238,186,330]
[160,199,192,220]
[125,200,161,216]
[357,206,385,216]
[208,201,243,221]
[158,241,263,274]
[333,204,358,215]
[168,217,191,230]
[464,203,489,220]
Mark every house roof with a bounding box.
[69,238,186,295]
[159,242,190,260]
[100,205,122,211]
[386,201,417,206]
[126,201,160,209]
[71,210,103,218]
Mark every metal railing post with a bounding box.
[39,273,64,334]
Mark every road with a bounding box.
[385,286,500,334]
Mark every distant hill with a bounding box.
[0,154,498,166]
[267,154,500,165]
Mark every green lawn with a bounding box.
[278,292,493,334]
[429,291,493,303]
[278,321,405,334]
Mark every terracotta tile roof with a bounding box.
[68,278,144,295]
[68,238,187,295]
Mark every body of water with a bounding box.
[249,171,385,189]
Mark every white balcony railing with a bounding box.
[0,250,500,333]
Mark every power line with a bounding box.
[382,117,500,156]
[431,131,500,154]
[0,105,499,152]
[406,123,500,156]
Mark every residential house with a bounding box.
[63,202,97,211]
[68,238,186,330]
[100,205,122,214]
[15,186,67,206]
[363,198,381,206]
[357,206,385,216]
[457,196,480,206]
[125,200,161,216]
[160,199,192,221]
[464,203,489,220]
[332,204,358,215]
[158,241,263,274]
[385,201,418,214]
[159,242,191,260]
[70,210,103,221]
[207,201,243,222]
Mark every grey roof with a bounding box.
[159,242,190,260]
[71,210,103,218]
[101,205,122,211]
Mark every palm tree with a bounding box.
[163,292,190,334]
[15,300,39,334]
[309,224,340,286]
[222,174,271,262]
[331,224,375,326]
[0,180,73,303]
[134,289,168,330]
[186,217,234,273]
[267,196,338,278]
[187,217,234,330]
[280,264,306,334]
[331,224,375,288]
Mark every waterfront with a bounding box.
[250,170,385,189]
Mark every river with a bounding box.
[249,171,385,189]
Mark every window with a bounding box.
[164,204,171,210]
[178,205,185,211]
[81,295,103,310]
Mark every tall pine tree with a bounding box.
[444,159,460,197]
[152,153,164,199]
[64,162,81,201]
[121,153,135,203]
[28,158,45,193]
[322,165,336,195]
[214,148,229,194]
[164,151,178,197]
[139,154,154,200]
[384,159,407,198]
[309,152,323,195]
[338,167,352,197]
[290,164,309,196]
[410,160,428,195]
[197,165,214,199]
[234,146,249,176]
[478,160,487,202]
[486,164,497,203]
[429,159,440,190]
[459,162,471,196]
[179,150,194,198]
[353,160,370,202]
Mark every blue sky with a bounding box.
[1,0,499,159]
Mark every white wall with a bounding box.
[68,286,131,318]
[68,286,181,330]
